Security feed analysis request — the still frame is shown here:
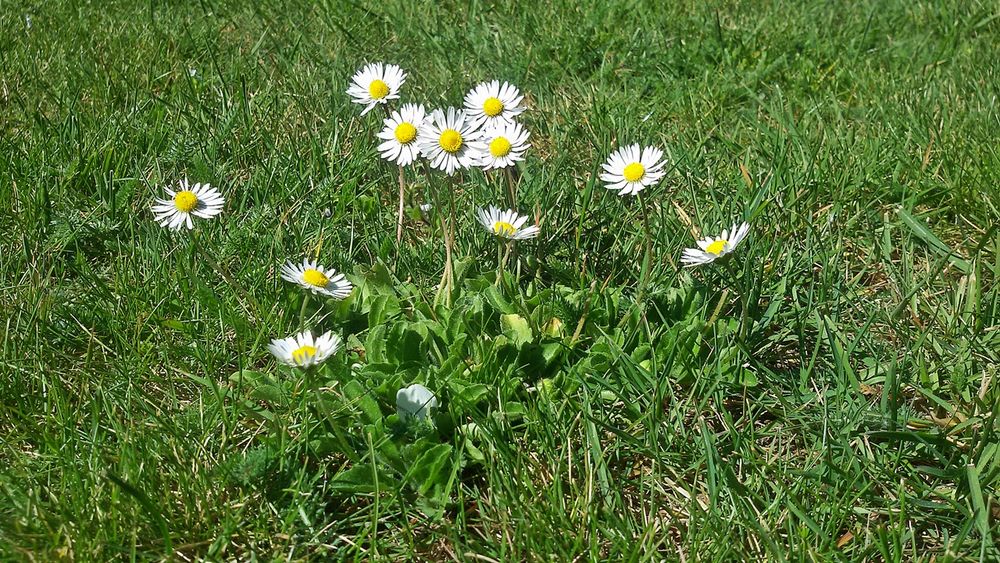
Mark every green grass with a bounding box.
[2,0,999,560]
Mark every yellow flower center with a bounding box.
[483,96,504,117]
[493,221,516,236]
[623,162,645,183]
[368,78,389,100]
[292,345,317,364]
[489,137,512,157]
[439,129,463,153]
[368,79,390,99]
[303,268,330,287]
[394,122,417,144]
[705,240,727,256]
[173,190,198,212]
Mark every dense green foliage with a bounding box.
[2,0,998,560]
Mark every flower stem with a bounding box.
[302,365,320,450]
[636,192,654,305]
[437,213,453,308]
[395,164,406,247]
[423,163,453,309]
[504,166,517,209]
[496,240,513,287]
[298,293,311,331]
[189,230,263,320]
[204,252,263,319]
[496,242,504,287]
[720,259,750,340]
[443,176,461,305]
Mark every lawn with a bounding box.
[2,0,999,560]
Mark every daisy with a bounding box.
[464,80,525,129]
[280,258,353,299]
[681,221,751,267]
[346,62,405,116]
[476,205,539,240]
[396,384,438,421]
[268,330,341,368]
[417,107,484,175]
[476,122,530,170]
[599,144,666,196]
[151,179,224,231]
[376,103,430,166]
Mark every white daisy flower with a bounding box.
[464,80,525,129]
[151,179,224,231]
[476,205,540,240]
[268,330,341,368]
[417,107,484,175]
[376,103,430,166]
[599,144,666,196]
[396,384,438,421]
[681,221,751,267]
[280,258,353,299]
[476,122,530,170]
[346,62,405,116]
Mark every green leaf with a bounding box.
[406,443,454,499]
[368,294,392,326]
[541,342,564,368]
[448,379,489,406]
[484,284,515,314]
[344,379,382,423]
[365,324,388,363]
[630,345,651,364]
[387,325,426,364]
[241,404,274,422]
[501,313,533,346]
[447,334,469,361]
[330,463,393,494]
[541,317,565,338]
[438,355,468,380]
[251,384,285,405]
[966,464,991,544]
[464,440,486,463]
[501,401,526,420]
[229,369,271,386]
[898,207,971,273]
[160,319,186,331]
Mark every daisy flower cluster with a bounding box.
[347,64,539,242]
[144,59,754,437]
[350,66,530,174]
[349,61,750,270]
